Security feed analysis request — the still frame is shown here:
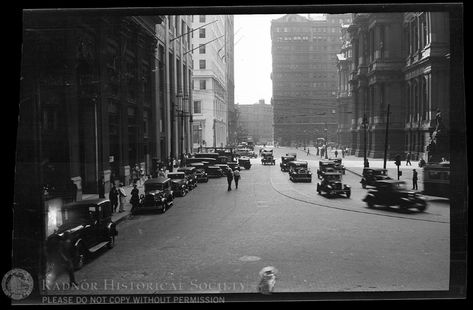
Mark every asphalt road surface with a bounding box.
[50,146,450,295]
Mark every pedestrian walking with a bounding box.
[158,168,166,177]
[306,148,310,155]
[109,183,119,213]
[130,184,140,213]
[341,149,345,158]
[168,156,174,172]
[412,169,418,190]
[335,150,338,158]
[234,169,241,189]
[226,169,234,191]
[118,183,127,212]
[316,147,319,156]
[406,152,412,166]
[45,232,77,287]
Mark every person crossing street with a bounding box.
[226,169,234,191]
[233,169,241,189]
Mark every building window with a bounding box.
[199,44,206,54]
[200,80,206,90]
[199,15,206,23]
[199,28,206,38]
[199,59,206,69]
[193,100,202,114]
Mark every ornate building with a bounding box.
[346,12,450,161]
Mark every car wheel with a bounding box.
[346,192,351,198]
[366,199,374,208]
[107,235,115,249]
[74,246,86,270]
[362,183,366,189]
[417,203,427,212]
[161,205,167,213]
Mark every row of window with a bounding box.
[274,26,342,33]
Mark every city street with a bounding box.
[50,147,449,294]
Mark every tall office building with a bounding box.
[270,14,351,147]
[191,15,233,149]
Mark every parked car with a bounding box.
[328,158,345,175]
[177,166,198,189]
[188,163,209,183]
[134,177,174,214]
[238,157,252,170]
[261,153,276,165]
[288,161,312,182]
[316,172,351,197]
[206,165,224,178]
[362,180,427,212]
[261,148,274,157]
[280,155,296,172]
[45,199,118,270]
[360,168,392,188]
[317,160,337,179]
[227,161,241,171]
[167,172,189,196]
[216,164,232,175]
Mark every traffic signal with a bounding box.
[394,155,401,166]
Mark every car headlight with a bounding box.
[327,185,332,189]
[181,185,185,188]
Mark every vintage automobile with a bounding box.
[261,153,276,165]
[206,165,224,178]
[316,172,351,197]
[186,157,217,167]
[188,163,209,182]
[328,158,345,175]
[177,167,198,189]
[360,168,392,188]
[261,148,274,157]
[133,177,174,214]
[288,161,312,182]
[227,161,241,171]
[46,198,118,270]
[317,160,337,179]
[280,155,296,172]
[216,164,232,175]
[238,156,252,170]
[167,172,189,196]
[362,180,427,212]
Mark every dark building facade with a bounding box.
[20,14,163,203]
[346,12,450,161]
[270,14,351,147]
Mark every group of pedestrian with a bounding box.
[109,182,127,213]
[226,169,241,191]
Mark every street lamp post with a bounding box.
[383,104,391,170]
[324,123,328,159]
[363,113,369,167]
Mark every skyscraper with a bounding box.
[270,14,351,147]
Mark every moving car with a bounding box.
[206,165,224,178]
[280,155,296,172]
[177,166,198,189]
[362,180,427,212]
[134,177,174,214]
[360,168,392,188]
[188,163,209,183]
[238,157,252,170]
[46,199,118,270]
[316,172,351,197]
[328,158,345,175]
[288,161,312,182]
[167,172,189,196]
[317,160,337,179]
[261,153,276,165]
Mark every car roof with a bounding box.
[323,172,342,176]
[168,171,185,175]
[376,180,405,184]
[63,198,109,208]
[289,160,308,165]
[145,177,171,184]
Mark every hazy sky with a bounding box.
[234,14,284,105]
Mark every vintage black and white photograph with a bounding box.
[6,3,467,305]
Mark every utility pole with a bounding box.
[383,103,390,170]
[363,113,369,167]
[324,122,328,159]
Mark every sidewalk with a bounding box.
[82,179,147,225]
